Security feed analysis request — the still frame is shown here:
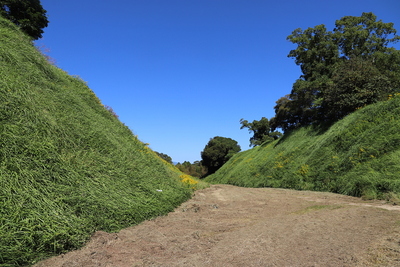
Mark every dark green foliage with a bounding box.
[201,136,241,176]
[156,152,173,164]
[270,95,299,132]
[176,161,207,178]
[206,95,400,200]
[240,117,282,147]
[0,0,48,40]
[322,57,393,121]
[0,17,197,266]
[271,12,400,132]
[288,24,338,81]
[333,12,399,59]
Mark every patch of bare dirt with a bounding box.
[35,185,400,266]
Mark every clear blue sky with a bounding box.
[36,0,400,163]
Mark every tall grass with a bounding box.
[0,16,206,266]
[206,93,400,200]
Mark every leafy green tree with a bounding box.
[240,117,282,147]
[0,0,48,40]
[201,136,241,176]
[333,12,400,59]
[270,95,299,132]
[272,12,400,132]
[322,57,393,121]
[155,152,172,164]
[288,24,338,81]
[192,161,207,178]
[176,161,207,178]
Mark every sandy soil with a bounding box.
[35,184,400,267]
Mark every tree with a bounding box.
[176,161,207,178]
[155,152,172,164]
[322,57,393,121]
[270,95,300,132]
[287,24,339,81]
[272,12,400,132]
[333,12,400,59]
[240,117,282,147]
[201,136,241,176]
[0,0,49,40]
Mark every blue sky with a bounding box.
[36,0,400,163]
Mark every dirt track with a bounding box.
[35,184,400,266]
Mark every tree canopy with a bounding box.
[271,12,400,132]
[201,136,241,176]
[155,152,173,164]
[240,117,282,147]
[175,161,207,178]
[0,0,48,40]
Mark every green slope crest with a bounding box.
[0,16,205,266]
[206,94,400,200]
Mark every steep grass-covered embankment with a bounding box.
[206,95,400,200]
[0,17,204,266]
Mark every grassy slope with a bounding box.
[0,17,206,266]
[206,94,400,200]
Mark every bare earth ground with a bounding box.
[35,185,400,267]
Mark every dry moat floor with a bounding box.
[35,184,400,266]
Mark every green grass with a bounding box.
[206,92,400,200]
[291,205,343,215]
[0,16,207,266]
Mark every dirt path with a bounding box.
[35,185,400,266]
